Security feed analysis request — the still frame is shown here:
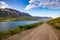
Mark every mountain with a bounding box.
[0,8,52,21]
[0,8,32,17]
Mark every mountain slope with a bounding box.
[0,8,52,21]
[0,8,31,18]
[47,17,60,29]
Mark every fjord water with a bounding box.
[0,21,39,32]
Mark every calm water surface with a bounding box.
[0,21,39,32]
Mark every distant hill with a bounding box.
[47,17,60,29]
[33,16,52,21]
[0,8,52,21]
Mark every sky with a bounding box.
[0,0,60,18]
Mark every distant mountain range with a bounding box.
[0,8,52,21]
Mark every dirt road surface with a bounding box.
[4,23,59,40]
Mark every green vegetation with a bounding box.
[0,22,43,39]
[47,17,60,30]
[0,17,38,22]
[0,27,21,39]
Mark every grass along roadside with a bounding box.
[0,22,43,39]
[47,17,60,30]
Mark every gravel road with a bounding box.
[4,23,59,40]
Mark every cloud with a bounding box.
[24,0,60,10]
[24,4,38,10]
[0,1,11,8]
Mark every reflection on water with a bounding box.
[0,21,39,32]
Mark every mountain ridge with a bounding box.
[0,8,52,21]
[0,8,32,17]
